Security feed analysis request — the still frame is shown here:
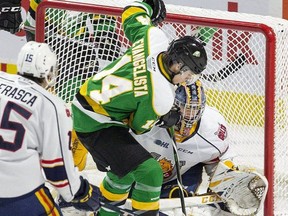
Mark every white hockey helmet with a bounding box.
[17,41,57,86]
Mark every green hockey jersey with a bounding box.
[72,2,175,134]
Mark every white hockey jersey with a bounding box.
[132,105,230,183]
[0,72,81,201]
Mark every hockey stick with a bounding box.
[103,193,223,215]
[54,185,223,215]
[101,201,170,216]
[167,128,187,216]
[57,192,223,216]
[58,199,169,216]
[23,24,245,83]
[124,192,222,210]
[201,53,246,82]
[20,23,35,33]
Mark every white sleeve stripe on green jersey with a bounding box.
[73,100,125,125]
[26,13,36,28]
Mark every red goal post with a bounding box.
[35,0,288,215]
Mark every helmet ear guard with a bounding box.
[17,41,58,87]
[166,36,208,75]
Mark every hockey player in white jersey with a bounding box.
[132,80,229,196]
[132,80,268,216]
[0,41,101,216]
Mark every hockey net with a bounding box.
[35,0,288,215]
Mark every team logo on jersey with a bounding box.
[65,108,71,117]
[192,50,201,57]
[159,158,174,178]
[154,139,169,148]
[159,157,186,181]
[146,56,157,73]
[215,123,227,140]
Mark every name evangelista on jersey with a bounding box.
[0,72,81,201]
[132,106,230,183]
[72,2,175,134]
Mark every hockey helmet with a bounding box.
[166,36,207,75]
[17,41,58,87]
[174,80,206,124]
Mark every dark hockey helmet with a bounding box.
[174,80,206,124]
[166,36,207,74]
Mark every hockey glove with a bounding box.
[143,0,166,26]
[156,107,181,128]
[0,0,22,34]
[57,195,73,208]
[71,177,101,212]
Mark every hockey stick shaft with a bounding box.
[22,24,245,83]
[167,128,187,216]
[202,53,246,82]
[172,139,187,216]
[58,193,222,216]
[159,193,222,210]
[100,201,138,216]
[124,193,223,210]
[101,201,169,216]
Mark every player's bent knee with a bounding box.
[135,158,163,186]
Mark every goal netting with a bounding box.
[35,0,288,215]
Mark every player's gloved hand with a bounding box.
[143,0,166,26]
[0,0,22,34]
[57,196,73,208]
[156,107,181,128]
[71,176,101,212]
[168,186,190,198]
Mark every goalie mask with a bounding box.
[174,80,206,136]
[17,41,58,87]
[165,36,207,84]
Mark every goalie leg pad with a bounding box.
[209,161,268,216]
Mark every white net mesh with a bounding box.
[36,0,288,215]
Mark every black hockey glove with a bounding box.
[156,107,181,128]
[71,177,101,212]
[0,0,22,34]
[57,195,73,208]
[143,0,166,26]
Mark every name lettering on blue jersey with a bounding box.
[0,83,38,107]
[132,38,148,97]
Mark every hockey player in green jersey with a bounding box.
[71,0,207,215]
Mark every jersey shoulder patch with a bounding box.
[199,106,229,143]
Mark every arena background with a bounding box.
[0,0,288,74]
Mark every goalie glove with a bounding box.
[143,0,166,26]
[208,161,268,216]
[71,176,101,212]
[156,107,181,128]
[0,0,22,34]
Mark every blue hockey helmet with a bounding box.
[174,80,206,124]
